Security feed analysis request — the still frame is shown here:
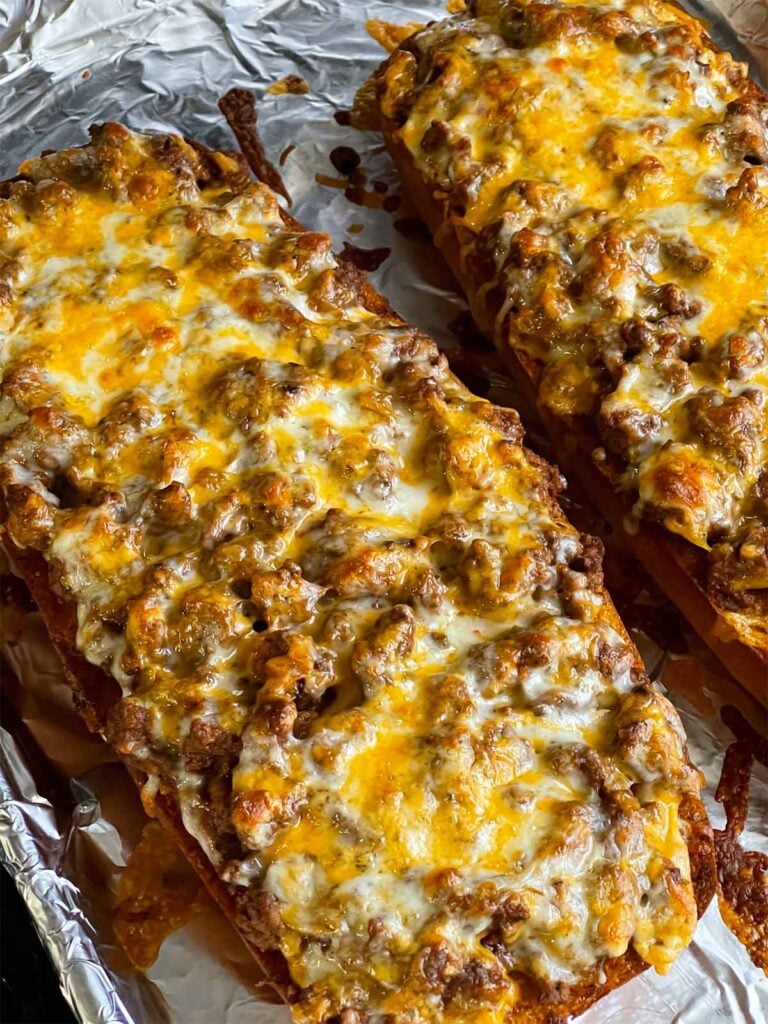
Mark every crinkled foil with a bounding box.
[0,1,766,1022]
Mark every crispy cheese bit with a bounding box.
[268,75,310,96]
[113,821,209,969]
[0,124,701,1020]
[365,19,425,53]
[714,707,768,973]
[376,0,768,637]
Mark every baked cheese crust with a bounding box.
[376,0,768,666]
[0,126,707,1022]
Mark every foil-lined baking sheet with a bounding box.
[0,1,766,1021]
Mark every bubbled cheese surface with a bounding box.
[379,0,768,649]
[0,125,700,1023]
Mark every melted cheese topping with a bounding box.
[378,0,768,644]
[0,126,700,1023]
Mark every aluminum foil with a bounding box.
[0,1,766,1022]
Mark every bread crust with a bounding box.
[374,7,768,707]
[0,122,715,1022]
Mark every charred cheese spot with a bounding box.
[0,123,700,1021]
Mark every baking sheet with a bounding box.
[0,1,767,1022]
